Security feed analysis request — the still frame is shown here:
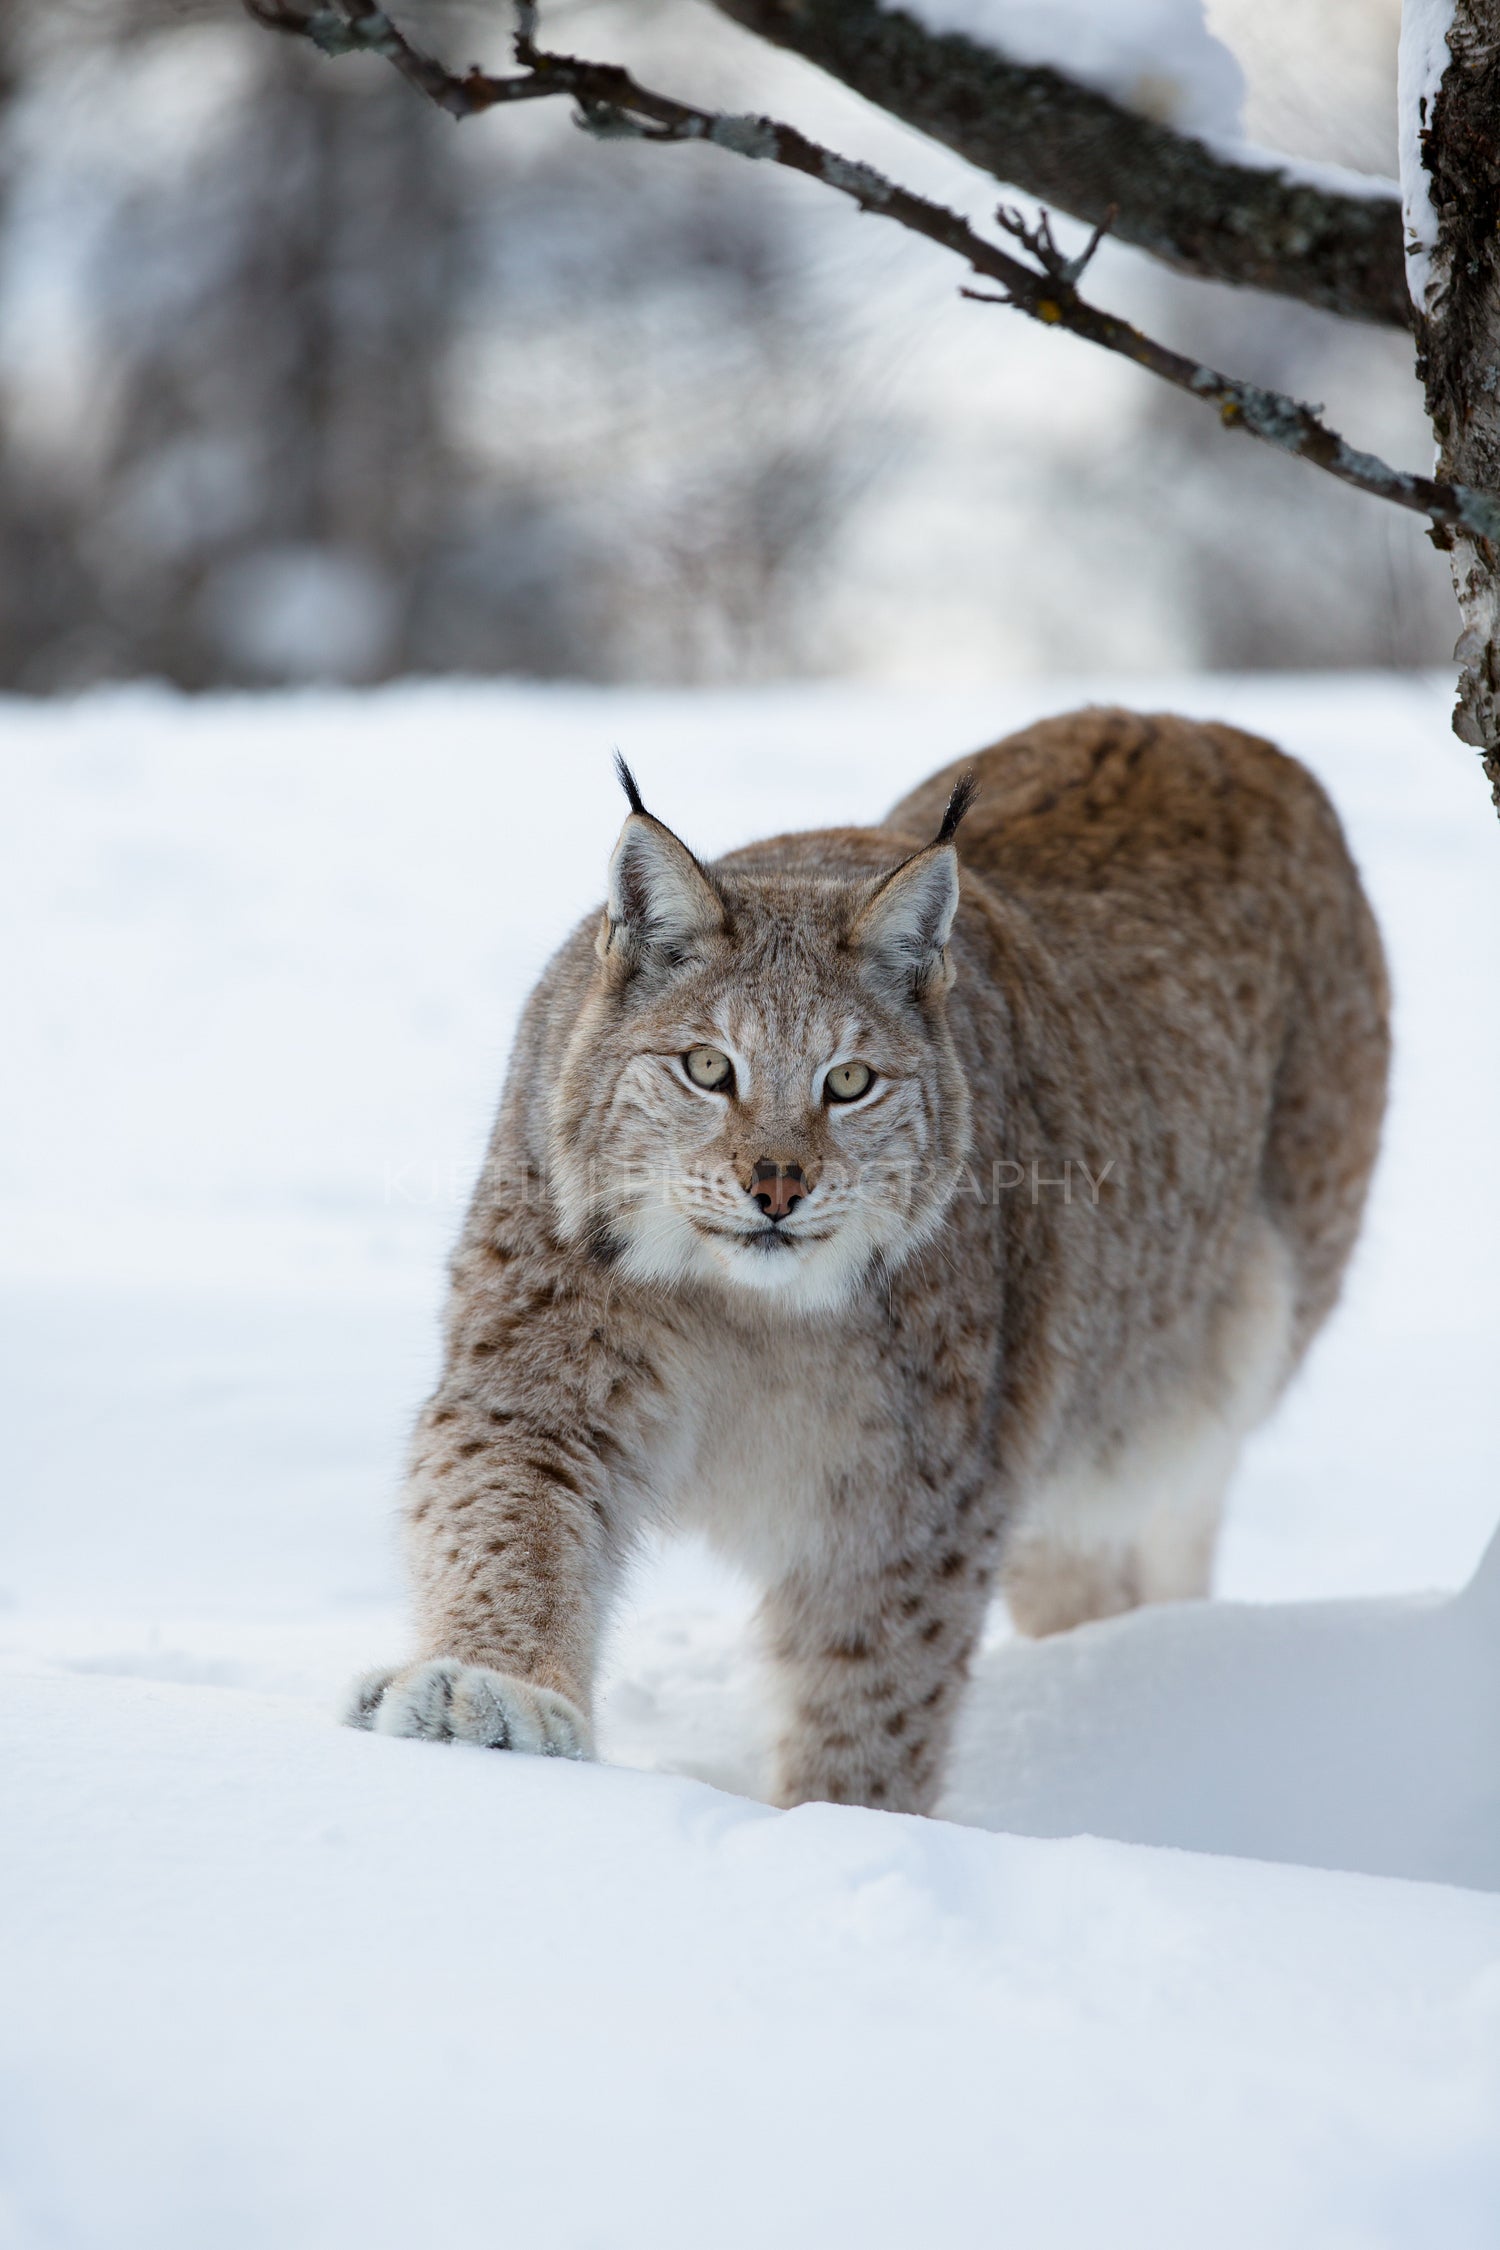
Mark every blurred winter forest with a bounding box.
[0,0,1457,690]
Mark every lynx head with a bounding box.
[547,760,975,1315]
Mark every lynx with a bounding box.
[348,708,1389,1813]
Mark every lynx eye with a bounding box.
[684,1046,733,1092]
[825,1061,874,1103]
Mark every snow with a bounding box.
[7,1670,1498,2250]
[5,1673,1500,2250]
[948,1529,1500,1890]
[3,673,1500,2244]
[1398,0,1455,314]
[880,0,1245,139]
[870,0,1403,215]
[1201,139,1399,202]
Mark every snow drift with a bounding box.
[3,675,1498,2247]
[948,1529,1500,1890]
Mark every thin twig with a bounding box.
[243,0,1500,546]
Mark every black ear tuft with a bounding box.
[934,771,978,847]
[613,751,647,818]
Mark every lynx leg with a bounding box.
[342,1334,636,1754]
[1002,1465,1229,1637]
[1004,1224,1296,1637]
[761,1537,995,1814]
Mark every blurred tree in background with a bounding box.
[0,0,1457,690]
[0,0,869,688]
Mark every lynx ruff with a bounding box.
[349,709,1389,1814]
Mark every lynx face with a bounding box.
[548,806,974,1315]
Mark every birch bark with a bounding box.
[1402,0,1500,803]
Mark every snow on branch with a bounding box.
[240,0,1500,548]
[704,0,1409,329]
[890,0,1245,141]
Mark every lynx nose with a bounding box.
[750,1160,807,1222]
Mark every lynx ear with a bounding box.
[599,757,726,971]
[852,772,973,997]
[851,846,960,997]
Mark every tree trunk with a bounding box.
[1405,0,1500,808]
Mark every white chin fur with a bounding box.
[615,1201,881,1316]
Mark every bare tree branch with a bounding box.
[706,0,1410,330]
[241,1,1500,549]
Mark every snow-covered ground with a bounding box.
[3,674,1498,2246]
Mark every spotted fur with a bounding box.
[349,709,1389,1814]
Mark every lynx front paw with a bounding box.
[341,1659,592,1759]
